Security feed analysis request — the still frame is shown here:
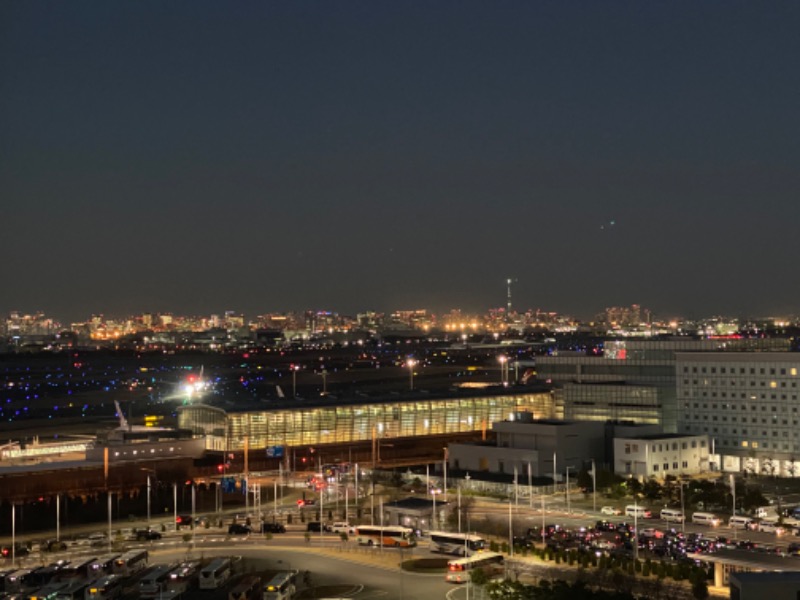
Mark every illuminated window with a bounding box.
[742,441,749,447]
[770,381,777,389]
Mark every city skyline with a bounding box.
[3,2,800,321]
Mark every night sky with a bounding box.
[2,2,800,323]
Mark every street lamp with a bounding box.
[498,355,508,386]
[320,369,328,396]
[566,466,575,514]
[590,459,597,513]
[291,365,300,398]
[406,359,417,391]
[679,480,688,535]
[141,468,157,527]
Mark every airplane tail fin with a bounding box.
[114,400,128,429]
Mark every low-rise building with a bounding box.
[447,413,605,480]
[613,432,710,478]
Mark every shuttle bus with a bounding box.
[263,571,297,600]
[428,531,486,556]
[88,556,119,579]
[166,561,201,594]
[445,552,504,584]
[112,550,149,576]
[229,576,262,600]
[53,578,93,600]
[84,575,124,600]
[355,526,416,548]
[61,558,98,580]
[139,564,176,598]
[199,558,232,590]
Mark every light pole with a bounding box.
[141,468,156,528]
[291,365,300,398]
[443,448,448,503]
[11,502,15,568]
[680,481,688,535]
[591,459,597,513]
[56,494,60,543]
[633,497,639,562]
[320,369,327,396]
[566,466,575,514]
[498,355,507,385]
[406,359,416,391]
[508,500,514,557]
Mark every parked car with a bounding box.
[601,506,621,516]
[135,528,163,541]
[306,522,323,533]
[176,515,194,529]
[329,522,353,534]
[262,522,286,534]
[229,524,252,535]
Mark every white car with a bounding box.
[759,520,785,535]
[601,506,621,516]
[329,522,354,534]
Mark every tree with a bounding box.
[577,469,593,492]
[690,571,709,600]
[446,494,476,531]
[643,479,663,502]
[469,567,490,586]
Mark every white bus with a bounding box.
[166,561,201,594]
[112,550,149,576]
[355,526,416,548]
[229,576,262,600]
[445,552,504,584]
[263,571,297,600]
[85,575,124,600]
[625,505,652,519]
[54,578,94,600]
[729,516,757,530]
[88,556,119,578]
[429,531,486,556]
[26,581,67,600]
[61,558,99,581]
[691,512,720,527]
[660,509,685,524]
[199,558,233,590]
[139,564,176,598]
[6,569,34,593]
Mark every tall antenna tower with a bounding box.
[506,278,513,318]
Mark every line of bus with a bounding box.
[54,578,94,600]
[445,552,504,584]
[355,526,416,548]
[139,563,176,598]
[88,555,119,579]
[228,576,262,600]
[428,531,486,556]
[263,570,297,600]
[166,561,201,594]
[199,557,233,590]
[85,574,124,600]
[112,550,149,577]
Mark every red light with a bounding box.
[185,480,192,486]
[296,499,305,506]
[217,465,224,472]
[243,353,250,359]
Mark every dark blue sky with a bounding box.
[2,2,799,322]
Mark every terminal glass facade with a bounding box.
[178,391,553,452]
